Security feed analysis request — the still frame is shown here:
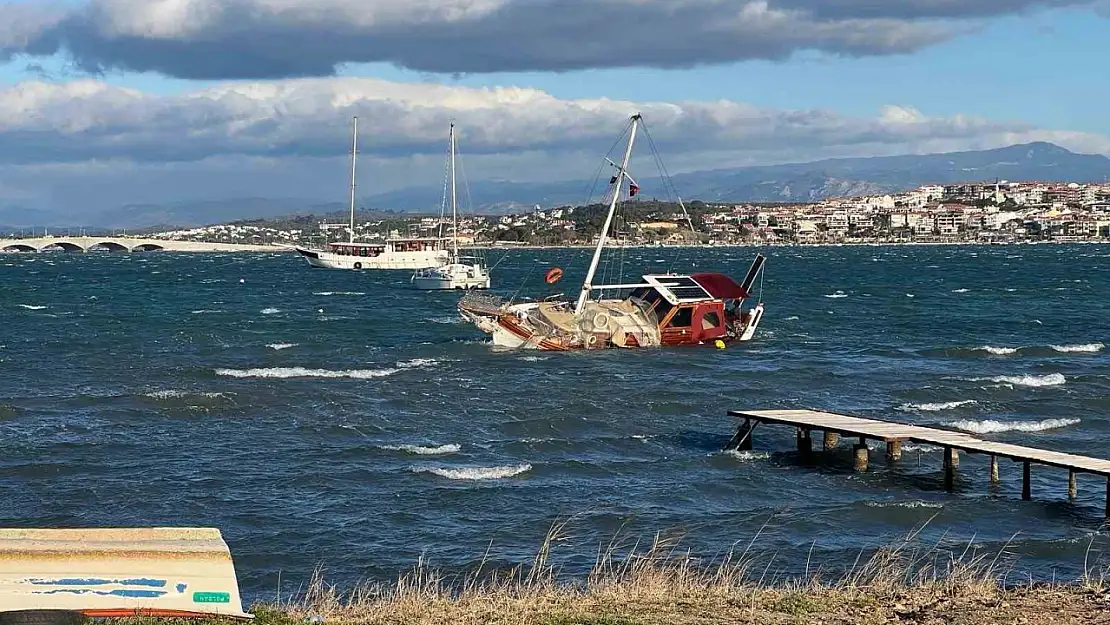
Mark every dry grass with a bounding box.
[246,519,1110,625]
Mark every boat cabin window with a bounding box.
[701,311,721,331]
[667,307,693,328]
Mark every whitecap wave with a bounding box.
[215,367,398,379]
[397,358,438,368]
[428,316,462,324]
[944,417,1080,434]
[415,463,532,480]
[1050,343,1104,353]
[906,294,915,298]
[145,390,226,399]
[190,309,223,314]
[897,400,977,412]
[824,291,849,299]
[381,443,460,455]
[267,343,298,350]
[260,308,281,315]
[978,346,1018,355]
[865,500,944,509]
[951,288,970,294]
[980,373,1066,387]
[313,291,366,296]
[18,304,47,310]
[720,450,770,461]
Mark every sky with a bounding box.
[2,0,1110,219]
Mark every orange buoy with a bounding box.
[545,267,564,284]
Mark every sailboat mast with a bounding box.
[450,123,458,261]
[574,114,640,316]
[348,116,358,244]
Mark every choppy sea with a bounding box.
[2,243,1109,599]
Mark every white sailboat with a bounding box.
[294,117,449,270]
[411,123,491,290]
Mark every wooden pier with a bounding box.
[727,409,1110,516]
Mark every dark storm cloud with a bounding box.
[0,0,1000,79]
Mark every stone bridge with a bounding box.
[1,236,289,253]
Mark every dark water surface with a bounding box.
[2,244,1110,599]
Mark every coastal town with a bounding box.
[8,180,1110,248]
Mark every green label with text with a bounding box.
[193,591,231,603]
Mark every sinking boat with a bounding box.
[458,114,766,351]
[293,116,448,270]
[412,123,491,290]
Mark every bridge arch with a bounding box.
[2,244,37,252]
[131,243,165,252]
[42,241,84,252]
[88,240,130,252]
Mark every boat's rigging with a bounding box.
[638,121,697,273]
[348,116,359,244]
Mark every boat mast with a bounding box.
[574,114,640,316]
[450,123,458,262]
[348,116,358,244]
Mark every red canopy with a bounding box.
[691,273,750,300]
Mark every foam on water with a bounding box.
[415,463,532,480]
[952,288,970,293]
[314,292,366,296]
[1050,343,1104,353]
[18,304,47,310]
[865,500,944,509]
[979,373,1066,387]
[145,390,226,399]
[191,309,224,314]
[381,443,461,455]
[397,358,439,368]
[261,308,281,315]
[978,346,1018,355]
[897,400,977,412]
[267,343,298,350]
[824,291,849,298]
[944,417,1080,434]
[215,367,399,379]
[720,450,770,461]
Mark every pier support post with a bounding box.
[726,419,754,451]
[823,431,840,451]
[989,456,1000,484]
[796,429,813,459]
[1068,471,1077,501]
[944,447,956,491]
[886,440,902,462]
[853,441,869,472]
[1105,478,1109,519]
[1022,462,1031,501]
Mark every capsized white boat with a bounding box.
[294,116,448,270]
[412,123,491,290]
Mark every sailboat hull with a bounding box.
[296,247,447,270]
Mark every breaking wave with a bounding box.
[381,443,460,456]
[18,304,47,310]
[897,400,977,412]
[267,343,298,350]
[313,291,366,296]
[144,390,226,399]
[1050,343,1104,353]
[720,450,770,462]
[944,417,1080,434]
[824,291,849,298]
[980,373,1066,387]
[951,288,970,293]
[215,367,398,379]
[978,346,1018,355]
[397,358,438,368]
[865,500,944,509]
[415,463,532,480]
[190,309,223,314]
[260,308,281,315]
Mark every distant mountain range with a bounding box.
[4,142,1109,230]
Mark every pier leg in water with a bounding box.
[944,447,956,491]
[726,419,754,452]
[796,428,813,460]
[1068,471,1077,501]
[886,440,902,462]
[990,456,1000,484]
[1106,478,1109,519]
[823,431,839,451]
[1022,462,1031,501]
[853,440,869,472]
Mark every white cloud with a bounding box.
[4,0,1088,78]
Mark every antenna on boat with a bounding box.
[575,113,640,316]
[348,116,359,244]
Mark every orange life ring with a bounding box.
[545,267,564,284]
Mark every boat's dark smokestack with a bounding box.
[739,254,766,295]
